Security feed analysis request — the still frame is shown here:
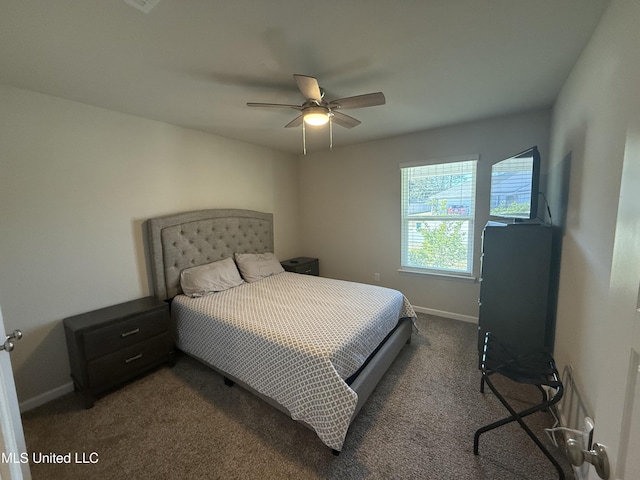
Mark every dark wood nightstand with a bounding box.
[63,296,174,408]
[281,257,319,276]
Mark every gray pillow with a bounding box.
[234,252,284,283]
[180,257,244,297]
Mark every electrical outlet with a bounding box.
[374,273,380,282]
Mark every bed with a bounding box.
[146,209,416,452]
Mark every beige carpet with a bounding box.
[22,314,574,479]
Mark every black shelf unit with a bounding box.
[478,222,555,359]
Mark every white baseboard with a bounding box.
[19,381,74,413]
[412,305,478,324]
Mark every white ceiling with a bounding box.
[0,0,610,154]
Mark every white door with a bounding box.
[593,121,640,479]
[618,315,640,479]
[0,305,30,480]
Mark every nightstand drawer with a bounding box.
[87,333,172,390]
[83,309,169,361]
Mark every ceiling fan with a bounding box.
[247,74,385,153]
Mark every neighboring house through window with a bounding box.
[400,155,478,277]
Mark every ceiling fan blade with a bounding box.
[329,92,385,110]
[331,111,361,129]
[247,102,302,110]
[294,74,322,102]
[284,115,303,128]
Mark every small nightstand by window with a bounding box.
[281,257,319,276]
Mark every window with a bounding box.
[401,155,478,276]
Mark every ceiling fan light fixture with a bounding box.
[303,107,330,126]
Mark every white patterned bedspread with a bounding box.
[171,271,416,451]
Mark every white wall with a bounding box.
[547,0,640,464]
[298,109,550,320]
[0,85,300,405]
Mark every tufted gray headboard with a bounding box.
[147,209,274,300]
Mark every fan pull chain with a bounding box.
[302,120,307,155]
[329,116,333,151]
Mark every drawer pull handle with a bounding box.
[121,328,140,338]
[125,353,143,364]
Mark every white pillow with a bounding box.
[180,257,244,297]
[234,252,284,283]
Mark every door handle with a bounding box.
[1,329,23,353]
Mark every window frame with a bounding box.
[400,154,479,279]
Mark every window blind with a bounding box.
[401,155,478,275]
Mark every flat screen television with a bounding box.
[489,146,540,221]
